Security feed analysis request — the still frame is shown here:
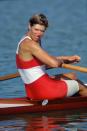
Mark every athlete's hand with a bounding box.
[64,55,81,64]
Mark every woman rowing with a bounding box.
[16,13,87,100]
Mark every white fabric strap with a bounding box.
[18,65,45,84]
[16,36,32,54]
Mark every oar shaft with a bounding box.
[62,64,87,73]
[0,72,20,81]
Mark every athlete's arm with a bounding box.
[21,39,63,68]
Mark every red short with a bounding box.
[25,74,67,100]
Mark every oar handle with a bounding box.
[0,72,20,81]
[62,63,87,73]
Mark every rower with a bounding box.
[16,13,87,101]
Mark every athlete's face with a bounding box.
[29,24,46,42]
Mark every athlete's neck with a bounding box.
[25,32,32,40]
[25,32,41,45]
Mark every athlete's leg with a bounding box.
[53,72,77,80]
[50,72,87,96]
[77,80,87,96]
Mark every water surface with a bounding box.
[0,0,87,130]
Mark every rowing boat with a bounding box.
[0,95,87,115]
[0,64,87,115]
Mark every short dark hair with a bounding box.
[29,13,48,29]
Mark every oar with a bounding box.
[0,64,87,81]
[62,64,87,73]
[0,72,20,81]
